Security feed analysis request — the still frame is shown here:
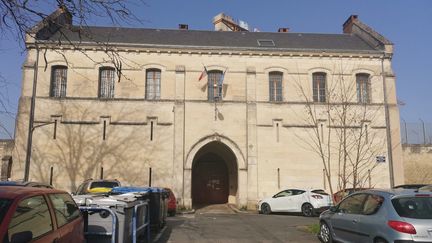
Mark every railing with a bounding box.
[401,119,432,145]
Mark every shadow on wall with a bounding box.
[28,102,172,192]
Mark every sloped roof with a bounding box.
[43,26,381,53]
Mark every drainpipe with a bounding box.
[24,45,40,181]
[381,55,395,187]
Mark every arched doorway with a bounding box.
[191,141,238,206]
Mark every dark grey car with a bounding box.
[318,189,432,243]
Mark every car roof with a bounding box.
[0,186,65,200]
[352,188,432,198]
[0,181,53,188]
[85,179,119,183]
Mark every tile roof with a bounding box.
[44,26,381,53]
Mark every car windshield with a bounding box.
[392,196,432,219]
[0,199,12,222]
[312,190,328,195]
[90,181,119,189]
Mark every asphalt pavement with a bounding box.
[153,205,319,243]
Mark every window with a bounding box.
[257,39,275,47]
[356,73,370,103]
[208,70,223,101]
[313,72,326,102]
[0,199,12,223]
[363,194,384,215]
[338,193,367,214]
[392,197,432,219]
[269,72,283,102]
[49,193,80,227]
[99,67,115,98]
[145,69,161,100]
[274,190,293,197]
[50,65,67,97]
[8,196,53,241]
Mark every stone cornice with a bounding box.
[26,41,386,60]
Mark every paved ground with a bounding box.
[153,205,319,243]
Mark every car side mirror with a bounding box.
[10,231,32,243]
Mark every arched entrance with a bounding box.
[191,141,238,206]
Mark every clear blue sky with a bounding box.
[0,0,431,138]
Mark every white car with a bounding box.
[258,189,332,217]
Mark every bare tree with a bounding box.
[291,63,386,195]
[29,102,171,191]
[0,1,146,138]
[0,1,143,44]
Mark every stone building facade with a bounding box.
[0,139,14,181]
[12,10,404,208]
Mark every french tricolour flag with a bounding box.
[198,66,208,81]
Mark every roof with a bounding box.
[42,26,381,53]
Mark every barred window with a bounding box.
[146,69,161,100]
[313,72,326,102]
[208,70,223,101]
[50,66,67,97]
[356,73,370,103]
[269,71,283,102]
[99,67,115,98]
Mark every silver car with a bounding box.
[318,189,432,243]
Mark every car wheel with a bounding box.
[261,203,272,214]
[319,222,333,243]
[301,203,315,217]
[374,238,388,243]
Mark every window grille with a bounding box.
[207,70,223,101]
[269,72,283,102]
[356,73,370,103]
[146,69,161,100]
[99,67,115,98]
[50,66,67,97]
[313,72,326,102]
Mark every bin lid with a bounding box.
[111,186,166,194]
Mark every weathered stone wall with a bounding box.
[402,145,432,184]
[0,139,14,180]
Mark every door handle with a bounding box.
[352,219,358,224]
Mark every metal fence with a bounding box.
[400,120,432,145]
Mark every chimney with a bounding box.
[179,24,188,30]
[278,28,289,33]
[28,7,72,40]
[343,15,358,34]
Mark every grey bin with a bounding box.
[111,187,169,230]
[75,194,149,243]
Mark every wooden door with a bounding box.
[192,160,228,205]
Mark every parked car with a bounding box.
[393,184,428,190]
[258,189,332,217]
[418,185,432,192]
[0,186,84,243]
[332,187,369,204]
[0,180,53,189]
[164,188,177,216]
[74,179,121,195]
[318,189,432,243]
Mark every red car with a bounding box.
[0,186,84,243]
[164,188,177,216]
